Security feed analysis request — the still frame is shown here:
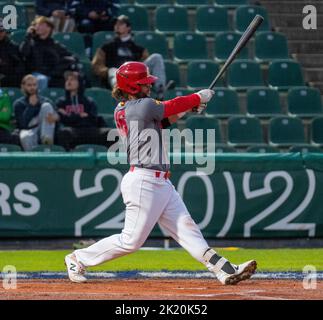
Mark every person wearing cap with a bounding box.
[0,19,25,87]
[55,71,110,150]
[69,0,119,34]
[36,0,76,33]
[13,74,59,151]
[19,16,79,91]
[92,14,167,99]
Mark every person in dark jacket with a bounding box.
[19,16,79,91]
[14,74,59,151]
[36,0,75,32]
[0,20,25,87]
[69,0,119,33]
[56,71,109,150]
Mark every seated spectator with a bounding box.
[69,0,119,33]
[0,19,25,87]
[92,15,167,99]
[0,88,20,146]
[36,0,75,33]
[20,16,79,91]
[56,71,109,150]
[14,75,58,151]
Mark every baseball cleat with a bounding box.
[65,253,87,283]
[216,260,257,285]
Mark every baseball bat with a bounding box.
[208,14,264,90]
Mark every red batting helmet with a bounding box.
[116,61,158,95]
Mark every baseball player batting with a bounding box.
[65,62,257,285]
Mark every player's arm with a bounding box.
[92,48,108,79]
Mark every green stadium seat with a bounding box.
[206,88,240,118]
[175,0,208,6]
[74,144,108,153]
[155,6,189,34]
[53,32,87,61]
[269,116,306,146]
[163,88,195,100]
[15,0,35,6]
[135,0,170,7]
[215,0,248,7]
[3,87,23,103]
[214,145,237,153]
[134,32,168,58]
[185,115,223,145]
[268,60,305,91]
[247,87,282,118]
[102,115,116,128]
[228,116,264,146]
[119,5,149,31]
[10,29,26,45]
[77,60,98,87]
[227,60,264,90]
[187,61,222,89]
[235,5,270,33]
[42,88,65,102]
[174,33,208,62]
[164,61,181,87]
[196,6,229,34]
[32,145,66,152]
[311,117,323,145]
[289,145,322,153]
[255,32,289,62]
[246,145,280,153]
[214,32,249,62]
[287,87,323,118]
[0,5,29,29]
[85,88,115,115]
[92,31,115,57]
[0,144,22,152]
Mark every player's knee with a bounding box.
[120,233,144,252]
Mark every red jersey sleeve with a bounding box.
[163,94,201,118]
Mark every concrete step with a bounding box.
[276,27,323,41]
[259,1,323,13]
[305,68,323,82]
[293,54,323,68]
[288,40,323,54]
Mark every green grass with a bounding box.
[0,248,322,272]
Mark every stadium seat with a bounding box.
[214,32,249,62]
[42,88,65,102]
[10,29,26,45]
[246,145,280,153]
[53,32,87,61]
[174,33,208,62]
[268,60,305,91]
[0,5,29,29]
[187,61,222,89]
[311,117,323,145]
[155,6,189,34]
[235,5,270,33]
[185,115,223,145]
[246,87,282,118]
[287,87,323,118]
[255,32,289,62]
[214,145,237,153]
[32,145,66,152]
[0,144,22,152]
[77,60,98,87]
[196,6,229,34]
[3,87,23,103]
[206,88,240,118]
[74,144,108,153]
[102,115,116,128]
[92,31,114,57]
[134,32,168,58]
[15,1,35,5]
[227,116,264,146]
[175,0,208,6]
[163,88,195,100]
[164,61,181,88]
[85,88,115,115]
[119,5,149,31]
[269,116,306,146]
[135,0,170,7]
[227,60,264,90]
[289,145,322,153]
[215,0,248,7]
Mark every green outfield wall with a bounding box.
[0,152,323,239]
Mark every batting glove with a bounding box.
[197,89,215,104]
[192,104,207,114]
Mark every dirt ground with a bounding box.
[1,279,322,300]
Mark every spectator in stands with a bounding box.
[20,16,79,91]
[0,88,20,146]
[92,15,166,99]
[36,0,75,33]
[55,71,109,150]
[69,0,119,33]
[14,74,58,151]
[0,19,25,87]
